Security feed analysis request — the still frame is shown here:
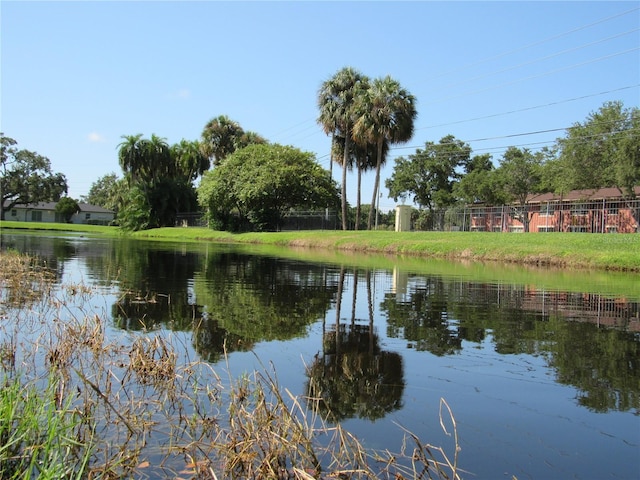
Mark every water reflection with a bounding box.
[381,274,640,413]
[3,231,640,478]
[193,252,337,341]
[306,268,405,421]
[2,232,639,418]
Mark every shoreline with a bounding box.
[1,222,639,272]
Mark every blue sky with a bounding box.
[2,1,638,211]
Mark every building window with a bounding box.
[85,213,91,220]
[572,204,588,216]
[538,226,555,232]
[10,209,17,217]
[31,211,42,222]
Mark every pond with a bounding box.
[1,231,639,479]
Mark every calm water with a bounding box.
[1,232,639,479]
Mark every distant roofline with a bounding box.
[1,200,114,214]
[527,186,640,204]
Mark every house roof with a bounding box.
[527,186,640,204]
[78,203,115,214]
[2,201,114,214]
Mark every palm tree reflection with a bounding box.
[306,268,404,421]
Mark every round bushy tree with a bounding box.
[55,197,80,223]
[198,144,339,231]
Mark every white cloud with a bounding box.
[87,132,106,143]
[167,88,191,100]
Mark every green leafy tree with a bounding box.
[198,143,339,231]
[558,101,639,195]
[81,173,123,212]
[353,75,417,230]
[117,135,204,230]
[1,134,68,220]
[386,134,471,211]
[538,146,573,197]
[454,153,509,205]
[55,197,80,223]
[117,185,152,231]
[556,101,640,225]
[318,67,370,230]
[497,146,544,232]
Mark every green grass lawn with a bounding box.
[134,227,640,271]
[2,221,639,272]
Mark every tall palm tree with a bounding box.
[318,67,369,230]
[171,139,210,182]
[354,76,417,229]
[118,134,145,184]
[332,134,381,229]
[237,131,268,150]
[145,134,173,181]
[201,115,244,166]
[118,134,173,185]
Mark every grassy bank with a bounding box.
[2,221,640,272]
[135,227,640,271]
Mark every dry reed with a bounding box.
[0,249,464,479]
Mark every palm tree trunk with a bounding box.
[341,135,350,230]
[335,266,346,355]
[329,133,334,180]
[351,269,358,328]
[355,165,362,230]
[368,139,384,230]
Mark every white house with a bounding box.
[3,201,115,225]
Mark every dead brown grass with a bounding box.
[0,249,464,479]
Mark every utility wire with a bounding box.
[419,6,639,83]
[418,85,639,130]
[423,47,639,106]
[287,11,640,166]
[278,10,639,152]
[428,29,639,95]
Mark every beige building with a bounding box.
[3,201,115,225]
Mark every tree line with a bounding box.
[387,100,639,231]
[1,64,637,232]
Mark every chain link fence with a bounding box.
[419,199,640,233]
[176,199,639,233]
[175,210,340,231]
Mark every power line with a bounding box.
[419,6,639,84]
[297,47,637,159]
[390,123,640,159]
[423,47,639,106]
[318,116,640,167]
[418,85,639,131]
[428,28,639,96]
[287,11,640,168]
